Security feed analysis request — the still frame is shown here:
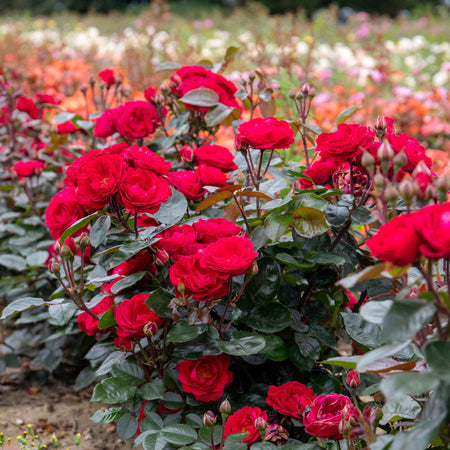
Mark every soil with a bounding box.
[0,368,134,450]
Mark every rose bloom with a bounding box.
[176,353,233,402]
[201,236,258,277]
[114,293,164,339]
[154,224,198,257]
[194,144,238,172]
[196,164,229,187]
[365,213,421,266]
[193,218,243,244]
[118,167,172,213]
[299,158,339,189]
[169,170,205,200]
[45,188,86,240]
[36,92,60,105]
[124,145,171,174]
[94,105,124,138]
[57,120,80,134]
[304,394,352,440]
[77,296,114,336]
[98,68,115,87]
[117,101,160,139]
[12,160,45,178]
[169,253,229,302]
[316,123,375,162]
[266,381,316,421]
[416,202,450,260]
[114,336,134,351]
[16,96,39,120]
[179,145,194,163]
[171,65,240,112]
[235,117,294,150]
[144,86,157,103]
[224,406,268,444]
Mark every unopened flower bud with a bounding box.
[179,145,194,163]
[374,172,384,190]
[154,94,164,104]
[308,87,316,98]
[248,70,256,82]
[144,321,159,336]
[435,173,450,193]
[202,411,216,427]
[254,416,267,432]
[374,115,387,140]
[398,177,415,205]
[301,83,310,96]
[250,261,258,276]
[236,170,246,185]
[339,419,352,436]
[377,143,394,174]
[171,74,182,86]
[60,243,74,259]
[79,83,88,94]
[160,82,169,92]
[384,183,398,204]
[48,259,60,274]
[155,248,170,266]
[393,151,408,172]
[54,241,62,253]
[79,232,90,248]
[346,370,360,389]
[348,427,365,439]
[361,150,375,173]
[295,90,304,100]
[177,283,185,295]
[87,76,95,87]
[219,398,231,416]
[288,89,296,99]
[363,405,378,425]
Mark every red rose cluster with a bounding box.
[366,202,450,266]
[170,65,240,112]
[45,143,172,239]
[157,218,256,302]
[11,160,45,179]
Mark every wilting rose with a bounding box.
[118,167,172,213]
[169,170,205,200]
[193,218,243,244]
[235,117,294,150]
[117,101,160,139]
[266,381,316,421]
[114,293,164,339]
[224,406,268,444]
[304,394,353,440]
[98,68,115,86]
[45,188,86,240]
[176,353,233,402]
[77,296,114,336]
[366,213,420,266]
[169,253,229,302]
[201,236,258,277]
[194,144,238,172]
[16,96,39,119]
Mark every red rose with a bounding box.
[94,105,124,138]
[57,120,81,134]
[171,65,240,112]
[169,253,228,302]
[299,158,340,189]
[117,101,160,139]
[98,68,115,87]
[236,117,294,150]
[176,354,233,402]
[196,164,229,187]
[118,167,172,213]
[114,336,134,351]
[114,293,164,339]
[124,145,172,174]
[77,296,114,336]
[316,123,375,162]
[179,145,194,163]
[346,370,360,389]
[154,224,198,257]
[224,406,268,444]
[12,160,45,178]
[45,188,86,240]
[194,145,238,172]
[144,86,157,103]
[75,152,126,211]
[201,236,258,277]
[16,96,39,120]
[169,170,205,200]
[304,394,352,440]
[416,202,450,260]
[365,213,420,266]
[36,93,60,105]
[193,218,243,244]
[266,381,316,421]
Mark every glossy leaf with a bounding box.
[179,88,219,107]
[293,207,329,238]
[336,105,362,124]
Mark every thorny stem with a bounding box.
[232,193,251,234]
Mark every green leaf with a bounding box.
[341,311,380,349]
[111,360,146,385]
[59,213,98,244]
[246,303,291,333]
[295,334,321,360]
[336,105,362,124]
[241,259,281,304]
[264,214,293,241]
[140,379,165,401]
[90,215,111,248]
[110,271,146,295]
[310,251,345,265]
[275,253,314,270]
[325,204,349,226]
[90,407,124,424]
[167,321,207,343]
[160,424,197,446]
[156,61,181,71]
[199,425,222,446]
[116,414,138,441]
[217,336,266,356]
[380,395,421,424]
[224,45,239,62]
[205,103,240,127]
[382,299,436,344]
[356,341,412,372]
[26,251,49,266]
[153,188,187,226]
[261,335,290,361]
[146,289,173,319]
[0,254,27,271]
[48,301,77,326]
[336,263,388,289]
[309,324,337,349]
[424,341,450,382]
[75,366,96,391]
[161,392,184,410]
[380,372,439,401]
[179,88,219,108]
[302,123,322,135]
[140,431,166,450]
[322,356,361,369]
[91,377,138,404]
[98,306,116,330]
[55,112,76,124]
[223,433,249,447]
[293,207,329,238]
[1,297,45,320]
[351,206,377,225]
[360,300,393,325]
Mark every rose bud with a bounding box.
[374,172,384,190]
[374,115,387,140]
[308,87,316,98]
[384,183,398,204]
[79,232,90,248]
[48,259,60,274]
[179,145,194,163]
[301,83,311,96]
[144,322,159,336]
[377,142,394,174]
[60,243,74,260]
[346,370,360,390]
[363,405,379,425]
[348,427,365,439]
[202,411,216,427]
[361,150,375,174]
[393,151,408,172]
[288,89,296,99]
[254,416,267,433]
[398,177,415,205]
[155,248,170,267]
[219,398,231,416]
